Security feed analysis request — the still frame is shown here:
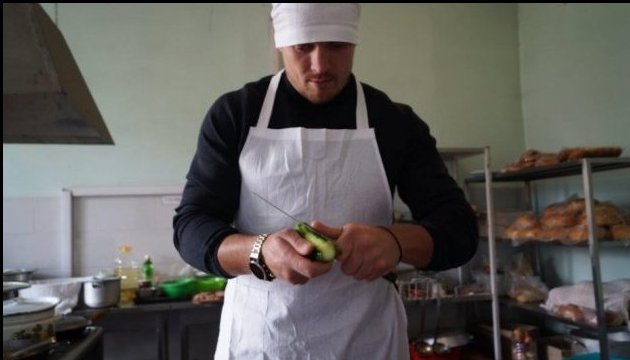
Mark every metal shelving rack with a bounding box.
[397,146,502,359]
[466,156,630,360]
[441,147,503,360]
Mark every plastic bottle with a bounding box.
[511,327,537,360]
[114,244,139,305]
[139,254,155,288]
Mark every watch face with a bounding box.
[249,261,266,280]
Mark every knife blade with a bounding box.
[251,191,340,262]
[252,191,305,225]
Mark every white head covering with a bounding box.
[271,3,360,48]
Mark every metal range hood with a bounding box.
[3,3,113,144]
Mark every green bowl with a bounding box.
[160,278,195,299]
[194,276,227,293]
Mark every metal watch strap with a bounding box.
[249,233,275,281]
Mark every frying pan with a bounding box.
[54,309,108,341]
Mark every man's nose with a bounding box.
[310,46,330,74]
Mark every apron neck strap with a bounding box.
[355,77,368,129]
[256,70,369,129]
[256,70,284,129]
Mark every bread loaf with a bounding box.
[541,213,578,228]
[554,303,584,322]
[558,146,623,161]
[577,203,623,227]
[535,153,560,167]
[512,214,540,229]
[611,224,630,240]
[566,224,610,244]
[542,202,569,217]
[541,227,570,242]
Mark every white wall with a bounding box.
[3,4,524,277]
[2,192,190,279]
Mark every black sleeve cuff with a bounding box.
[206,227,239,278]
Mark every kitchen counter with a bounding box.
[73,298,222,317]
[72,300,222,360]
[50,326,104,360]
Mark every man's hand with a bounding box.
[262,228,334,284]
[310,221,400,281]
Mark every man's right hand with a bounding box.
[262,228,334,284]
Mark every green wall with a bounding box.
[518,4,630,284]
[519,3,630,151]
[3,4,275,197]
[3,4,523,197]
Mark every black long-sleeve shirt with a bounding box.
[173,73,478,277]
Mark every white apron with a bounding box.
[215,71,409,360]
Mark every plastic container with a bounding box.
[114,245,138,305]
[160,278,195,299]
[194,276,227,293]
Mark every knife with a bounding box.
[252,191,307,226]
[251,192,340,262]
[250,192,398,284]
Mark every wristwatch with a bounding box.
[249,234,275,281]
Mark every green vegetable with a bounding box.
[295,222,337,263]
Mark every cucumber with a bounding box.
[295,223,337,263]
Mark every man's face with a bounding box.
[280,42,355,104]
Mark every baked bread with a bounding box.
[542,202,569,217]
[520,149,541,165]
[565,224,610,244]
[512,214,540,229]
[192,291,225,304]
[565,198,590,214]
[501,162,523,173]
[577,203,623,227]
[535,153,560,167]
[541,227,570,242]
[521,227,544,240]
[541,213,578,228]
[558,146,623,161]
[554,303,584,322]
[501,149,542,173]
[554,303,623,326]
[611,224,630,240]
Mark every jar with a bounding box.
[511,327,537,360]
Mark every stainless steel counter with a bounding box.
[72,301,222,360]
[52,326,104,360]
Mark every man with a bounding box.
[174,3,478,359]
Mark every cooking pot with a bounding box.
[3,296,59,353]
[83,277,121,308]
[3,269,35,283]
[3,282,30,301]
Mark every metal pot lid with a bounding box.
[87,275,120,283]
[3,281,31,293]
[55,315,89,333]
[3,268,34,275]
[3,296,58,317]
